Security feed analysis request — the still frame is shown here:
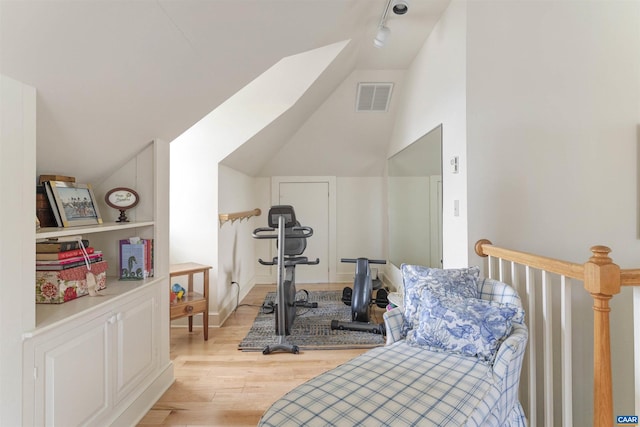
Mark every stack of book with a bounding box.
[35,236,108,304]
[36,238,101,270]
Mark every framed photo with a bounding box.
[48,181,103,227]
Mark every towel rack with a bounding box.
[218,208,261,227]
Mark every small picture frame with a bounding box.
[48,181,103,227]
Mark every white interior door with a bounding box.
[277,181,329,283]
[430,175,443,268]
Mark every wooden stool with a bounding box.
[169,262,211,341]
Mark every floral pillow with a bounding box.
[405,287,523,364]
[401,264,480,334]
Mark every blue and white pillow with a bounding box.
[405,286,523,364]
[401,264,480,333]
[477,277,525,324]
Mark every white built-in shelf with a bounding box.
[36,221,155,239]
[32,220,159,336]
[28,275,165,336]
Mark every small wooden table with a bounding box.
[169,262,211,341]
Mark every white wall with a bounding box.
[217,165,264,321]
[0,74,36,427]
[465,1,640,423]
[336,177,386,281]
[385,0,468,288]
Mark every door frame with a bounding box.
[271,176,337,283]
[429,175,443,268]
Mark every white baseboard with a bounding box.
[217,276,256,325]
[382,273,399,292]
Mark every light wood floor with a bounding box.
[138,283,385,427]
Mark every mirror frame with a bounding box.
[387,124,443,269]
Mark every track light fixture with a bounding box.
[392,0,409,15]
[373,0,409,48]
[374,26,391,48]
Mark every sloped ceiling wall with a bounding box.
[173,40,355,166]
[0,0,450,184]
[254,69,405,177]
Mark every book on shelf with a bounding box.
[38,174,75,185]
[35,247,95,261]
[36,185,57,227]
[145,238,154,278]
[35,256,104,271]
[119,237,153,280]
[119,239,144,280]
[43,181,63,227]
[36,235,85,243]
[35,239,90,253]
[36,252,103,267]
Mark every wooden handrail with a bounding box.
[620,268,640,286]
[218,208,261,227]
[474,239,585,280]
[475,239,622,427]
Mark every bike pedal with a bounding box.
[341,287,352,306]
[262,301,275,314]
[374,288,388,308]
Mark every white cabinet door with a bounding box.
[114,289,158,405]
[33,313,111,427]
[28,286,160,427]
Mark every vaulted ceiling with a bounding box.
[0,0,450,183]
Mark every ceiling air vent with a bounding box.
[356,83,393,112]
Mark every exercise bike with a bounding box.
[252,205,319,354]
[331,258,388,334]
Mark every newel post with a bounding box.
[583,246,620,427]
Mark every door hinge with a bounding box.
[33,367,38,380]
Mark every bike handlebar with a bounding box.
[340,258,387,265]
[252,226,314,239]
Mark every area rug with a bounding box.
[238,290,386,351]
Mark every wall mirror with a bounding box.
[387,124,443,268]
